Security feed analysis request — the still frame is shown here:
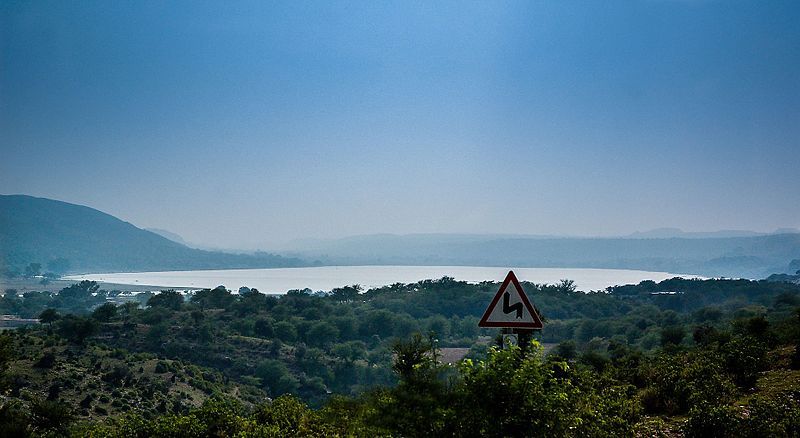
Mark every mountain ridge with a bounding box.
[280,232,800,279]
[0,195,306,274]
[2,194,799,279]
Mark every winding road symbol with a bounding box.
[478,270,543,329]
[503,291,523,319]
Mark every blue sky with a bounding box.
[2,1,798,249]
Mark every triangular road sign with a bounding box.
[479,271,543,329]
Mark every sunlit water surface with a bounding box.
[66,266,699,294]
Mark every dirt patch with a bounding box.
[439,347,470,364]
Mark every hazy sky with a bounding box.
[2,1,799,249]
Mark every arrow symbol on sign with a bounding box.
[502,291,523,319]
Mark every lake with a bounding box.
[65,266,697,294]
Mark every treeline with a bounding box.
[1,277,799,435]
[3,277,800,403]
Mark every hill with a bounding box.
[0,195,306,274]
[144,228,191,246]
[283,232,800,278]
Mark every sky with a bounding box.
[2,1,799,250]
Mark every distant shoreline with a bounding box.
[65,265,703,295]
[0,277,175,294]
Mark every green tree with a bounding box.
[254,318,274,338]
[58,280,100,300]
[147,290,184,310]
[118,301,141,322]
[274,321,298,343]
[331,285,361,303]
[256,360,299,396]
[332,341,367,363]
[307,321,339,347]
[553,340,578,360]
[661,325,686,348]
[191,286,235,310]
[92,302,118,322]
[369,333,448,436]
[56,315,97,345]
[38,308,60,329]
[253,395,331,436]
[30,398,73,436]
[453,342,623,437]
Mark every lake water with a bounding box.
[65,266,696,294]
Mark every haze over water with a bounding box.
[67,266,697,294]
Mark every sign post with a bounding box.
[479,270,543,351]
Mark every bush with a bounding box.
[33,352,56,369]
[744,394,800,437]
[684,404,741,438]
[101,364,132,387]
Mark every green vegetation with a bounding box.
[0,276,799,436]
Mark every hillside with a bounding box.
[2,334,266,421]
[284,232,800,278]
[1,277,798,435]
[0,195,306,274]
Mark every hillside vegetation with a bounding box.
[0,276,799,436]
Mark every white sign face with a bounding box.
[479,271,543,329]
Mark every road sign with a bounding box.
[479,270,543,329]
[502,333,518,348]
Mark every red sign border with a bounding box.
[478,270,543,329]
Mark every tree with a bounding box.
[253,395,330,436]
[233,289,267,316]
[57,316,98,345]
[191,286,235,310]
[119,301,140,322]
[58,281,99,300]
[331,285,361,303]
[274,321,298,343]
[452,342,639,437]
[553,340,578,360]
[391,333,438,383]
[359,310,396,339]
[38,309,60,329]
[30,398,74,436]
[369,333,448,436]
[332,341,367,363]
[661,325,686,348]
[147,290,184,311]
[307,321,339,347]
[254,318,274,338]
[92,302,118,322]
[256,360,299,396]
[556,279,577,293]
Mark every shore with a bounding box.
[0,277,171,295]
